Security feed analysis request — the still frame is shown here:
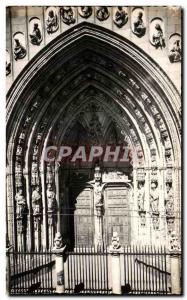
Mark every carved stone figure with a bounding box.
[165,183,174,216]
[19,132,26,144]
[33,145,39,157]
[96,7,110,21]
[15,163,22,187]
[46,163,54,184]
[60,7,76,25]
[32,186,42,215]
[94,181,103,206]
[15,189,26,219]
[133,11,146,37]
[78,7,92,18]
[46,10,59,34]
[114,7,128,28]
[169,40,181,63]
[53,232,63,249]
[89,112,102,143]
[23,116,31,128]
[31,162,39,186]
[152,214,159,230]
[14,39,26,61]
[111,232,121,250]
[29,23,42,45]
[152,23,165,49]
[150,182,159,214]
[16,145,22,156]
[169,231,181,252]
[137,182,145,211]
[47,184,56,212]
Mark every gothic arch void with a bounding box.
[6,22,181,250]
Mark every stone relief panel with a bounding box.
[60,7,76,25]
[45,7,59,34]
[131,7,146,37]
[29,17,43,46]
[168,33,181,63]
[6,50,11,76]
[113,7,128,28]
[13,32,27,61]
[150,18,166,49]
[96,7,110,21]
[78,7,92,19]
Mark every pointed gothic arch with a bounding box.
[6,22,181,250]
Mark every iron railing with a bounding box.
[7,249,55,295]
[7,245,174,295]
[64,246,111,294]
[121,245,171,294]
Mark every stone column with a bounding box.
[52,232,66,294]
[109,232,122,294]
[169,231,181,295]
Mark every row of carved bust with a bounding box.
[6,7,181,76]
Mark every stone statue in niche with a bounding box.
[113,7,128,28]
[29,23,42,45]
[33,145,39,158]
[15,163,22,187]
[152,214,159,230]
[47,184,56,212]
[60,7,76,25]
[31,162,39,186]
[46,10,59,34]
[78,7,92,18]
[15,189,26,219]
[133,11,146,37]
[19,132,26,144]
[32,186,42,215]
[152,23,165,49]
[16,145,23,156]
[169,40,181,63]
[96,7,110,21]
[137,181,145,211]
[150,181,159,214]
[13,39,26,61]
[46,163,54,184]
[165,183,174,216]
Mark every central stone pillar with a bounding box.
[52,232,66,294]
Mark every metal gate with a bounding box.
[64,246,111,294]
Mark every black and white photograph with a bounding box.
[5,3,183,296]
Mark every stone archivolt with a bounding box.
[6,23,181,250]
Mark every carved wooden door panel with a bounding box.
[70,186,94,247]
[104,185,130,245]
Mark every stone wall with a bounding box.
[6,6,182,92]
